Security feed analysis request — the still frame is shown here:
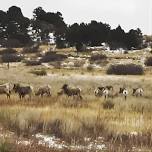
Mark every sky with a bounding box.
[1,0,152,35]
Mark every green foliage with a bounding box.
[107,64,144,75]
[0,6,31,47]
[66,21,110,47]
[125,28,143,50]
[66,23,143,50]
[0,6,144,48]
[108,25,126,49]
[32,7,67,43]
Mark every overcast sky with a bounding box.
[1,0,152,35]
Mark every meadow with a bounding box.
[0,47,152,151]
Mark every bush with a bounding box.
[30,69,47,76]
[41,52,67,62]
[90,53,107,61]
[103,100,114,109]
[0,48,17,55]
[75,43,86,52]
[74,60,85,67]
[87,65,94,71]
[145,57,152,66]
[124,50,128,54]
[24,59,42,66]
[22,43,40,53]
[3,39,22,48]
[49,61,61,69]
[107,64,144,75]
[1,54,23,63]
[0,48,23,63]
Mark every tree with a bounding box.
[87,21,110,46]
[108,25,126,49]
[125,28,143,49]
[65,21,111,49]
[0,6,31,47]
[31,7,67,46]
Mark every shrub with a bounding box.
[145,57,152,66]
[75,43,86,52]
[24,59,41,66]
[124,50,128,54]
[0,48,23,63]
[4,39,22,48]
[30,69,47,76]
[49,61,61,69]
[74,60,85,67]
[41,52,67,62]
[103,100,115,109]
[87,65,94,71]
[0,48,17,55]
[90,53,107,62]
[107,64,144,75]
[1,54,23,63]
[22,43,40,53]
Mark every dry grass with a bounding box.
[0,95,152,148]
[0,48,152,151]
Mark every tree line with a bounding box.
[0,6,144,50]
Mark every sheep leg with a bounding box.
[124,96,127,100]
[19,94,22,100]
[105,95,106,100]
[6,93,10,99]
[29,93,32,100]
[47,92,51,97]
[79,95,82,100]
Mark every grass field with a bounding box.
[0,48,152,151]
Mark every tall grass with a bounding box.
[0,95,152,148]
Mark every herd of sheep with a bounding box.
[0,83,144,100]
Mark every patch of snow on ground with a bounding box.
[16,140,31,146]
[35,133,106,151]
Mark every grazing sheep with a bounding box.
[57,89,64,96]
[97,87,106,92]
[13,83,33,100]
[61,84,82,99]
[132,88,144,97]
[119,87,128,100]
[94,88,103,97]
[0,83,11,98]
[95,86,113,99]
[105,85,113,91]
[94,87,109,99]
[35,85,51,97]
[102,88,109,99]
